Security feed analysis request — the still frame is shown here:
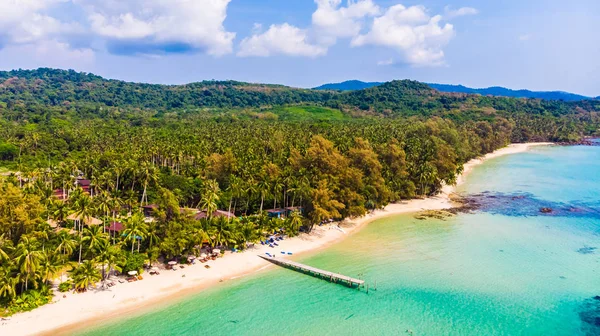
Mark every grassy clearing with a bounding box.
[265,105,350,121]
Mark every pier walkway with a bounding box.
[259,255,364,288]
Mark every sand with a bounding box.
[0,142,551,336]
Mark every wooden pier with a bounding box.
[259,255,365,288]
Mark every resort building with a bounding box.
[266,206,304,219]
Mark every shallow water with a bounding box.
[80,145,600,336]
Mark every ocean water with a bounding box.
[79,145,600,336]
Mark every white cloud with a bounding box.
[0,0,89,65]
[444,6,479,19]
[239,0,379,58]
[312,0,380,45]
[351,5,456,67]
[238,23,327,58]
[0,0,78,45]
[76,0,235,56]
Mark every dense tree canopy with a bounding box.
[0,68,598,315]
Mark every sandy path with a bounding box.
[0,143,551,336]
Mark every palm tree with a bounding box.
[54,229,77,282]
[244,179,257,215]
[95,241,123,288]
[51,200,69,226]
[145,223,161,250]
[123,212,148,253]
[55,230,77,256]
[13,236,42,292]
[257,177,270,213]
[94,192,112,233]
[285,210,304,237]
[38,251,62,284]
[72,194,93,232]
[81,225,108,259]
[238,220,259,249]
[272,178,284,209]
[70,260,101,292]
[0,264,17,300]
[228,175,244,216]
[0,234,13,262]
[211,216,238,248]
[199,179,220,219]
[139,161,158,206]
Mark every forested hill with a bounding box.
[0,68,335,109]
[2,68,599,122]
[428,83,591,102]
[315,80,592,102]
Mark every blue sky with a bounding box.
[0,0,598,96]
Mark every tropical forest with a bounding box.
[0,68,598,315]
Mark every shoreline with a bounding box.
[1,142,551,336]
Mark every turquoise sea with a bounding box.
[79,145,600,336]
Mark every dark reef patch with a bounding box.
[456,192,600,220]
[579,296,600,335]
[577,246,597,255]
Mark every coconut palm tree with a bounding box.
[51,200,69,226]
[139,161,158,206]
[70,260,101,292]
[13,236,42,292]
[55,230,77,256]
[0,264,17,300]
[72,194,93,232]
[81,225,108,259]
[0,234,12,262]
[199,179,220,219]
[38,251,62,284]
[123,212,148,253]
[211,216,238,248]
[95,241,123,288]
[257,177,270,213]
[285,210,304,237]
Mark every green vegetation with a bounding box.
[260,106,349,121]
[0,68,598,315]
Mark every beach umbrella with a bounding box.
[128,271,138,275]
[151,267,159,271]
[187,255,196,260]
[168,261,178,265]
[200,253,207,258]
[212,249,221,254]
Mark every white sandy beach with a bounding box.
[0,142,551,336]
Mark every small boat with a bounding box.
[287,252,293,255]
[280,251,286,254]
[273,242,279,246]
[260,241,265,245]
[269,244,274,248]
[265,252,272,257]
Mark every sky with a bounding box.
[0,0,598,96]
